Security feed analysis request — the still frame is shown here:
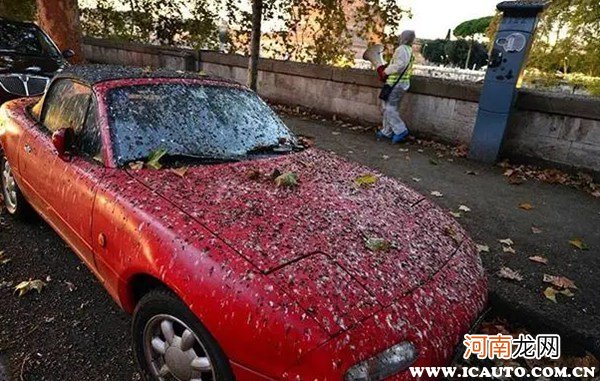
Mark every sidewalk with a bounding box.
[283,115,600,356]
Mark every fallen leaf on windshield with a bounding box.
[502,246,516,254]
[169,166,188,178]
[0,251,10,265]
[531,226,543,234]
[365,237,391,252]
[146,148,168,170]
[14,279,46,297]
[544,287,574,303]
[458,205,471,212]
[128,161,144,170]
[354,174,378,188]
[274,172,298,187]
[449,211,462,218]
[529,256,548,265]
[497,267,523,282]
[543,274,577,289]
[519,203,534,210]
[569,237,588,250]
[498,238,514,246]
[476,244,489,253]
[430,191,443,197]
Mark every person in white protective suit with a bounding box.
[376,30,416,144]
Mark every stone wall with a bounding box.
[82,37,600,173]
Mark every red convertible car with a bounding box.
[0,65,487,381]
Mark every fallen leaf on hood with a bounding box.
[498,238,514,246]
[449,211,462,218]
[502,246,516,254]
[169,166,189,178]
[458,205,471,212]
[543,274,577,289]
[247,169,261,180]
[444,225,463,244]
[519,202,534,210]
[497,267,523,282]
[128,161,144,170]
[0,251,10,265]
[529,256,548,265]
[531,226,543,234]
[430,191,443,197]
[569,237,588,250]
[365,237,391,252]
[476,244,490,253]
[146,148,168,170]
[274,172,299,187]
[354,174,378,188]
[14,279,46,297]
[544,287,575,303]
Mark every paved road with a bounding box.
[0,115,597,380]
[284,116,600,356]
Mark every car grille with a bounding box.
[0,74,49,97]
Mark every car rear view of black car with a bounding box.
[0,18,70,105]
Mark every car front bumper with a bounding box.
[282,242,488,380]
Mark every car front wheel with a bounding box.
[1,155,33,219]
[132,289,234,381]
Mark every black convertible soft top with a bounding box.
[54,64,235,86]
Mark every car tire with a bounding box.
[1,155,34,220]
[132,289,235,381]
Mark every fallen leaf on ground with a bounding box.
[332,131,341,135]
[502,246,516,254]
[274,172,299,187]
[498,238,514,246]
[497,267,523,282]
[544,287,575,303]
[14,279,46,297]
[458,205,471,212]
[412,177,421,182]
[508,176,525,185]
[476,244,490,253]
[519,202,534,210]
[365,237,391,252]
[444,225,463,244]
[569,237,588,250]
[0,251,10,265]
[398,148,409,153]
[169,166,188,178]
[449,211,462,218]
[430,191,443,197]
[354,174,378,188]
[382,155,390,160]
[429,159,439,166]
[465,170,479,176]
[543,274,577,289]
[529,256,548,265]
[531,226,543,234]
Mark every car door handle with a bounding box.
[24,144,32,153]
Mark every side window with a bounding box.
[74,97,103,163]
[41,79,91,134]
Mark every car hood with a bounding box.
[129,149,472,334]
[0,53,64,76]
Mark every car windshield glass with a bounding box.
[0,22,60,56]
[106,83,297,166]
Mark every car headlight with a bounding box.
[344,342,418,381]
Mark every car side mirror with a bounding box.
[62,49,75,59]
[52,128,74,160]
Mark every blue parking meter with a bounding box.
[469,1,547,163]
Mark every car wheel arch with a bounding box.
[121,273,177,313]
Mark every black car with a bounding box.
[0,18,73,105]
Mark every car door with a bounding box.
[19,79,104,270]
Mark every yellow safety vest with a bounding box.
[386,45,415,86]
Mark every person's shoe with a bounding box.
[391,131,409,144]
[376,131,392,139]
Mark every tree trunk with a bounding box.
[36,0,84,63]
[465,39,473,69]
[247,0,263,91]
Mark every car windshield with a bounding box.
[106,83,297,166]
[0,22,60,56]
